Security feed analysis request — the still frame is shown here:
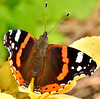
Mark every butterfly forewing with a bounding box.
[4,30,37,87]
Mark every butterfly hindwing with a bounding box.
[4,30,37,87]
[34,44,97,93]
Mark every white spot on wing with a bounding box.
[9,40,12,44]
[10,67,13,72]
[89,58,93,63]
[74,75,79,79]
[4,35,7,43]
[9,36,11,39]
[77,66,82,71]
[9,30,13,35]
[88,64,90,67]
[15,47,18,50]
[94,68,97,72]
[15,30,21,42]
[91,72,93,75]
[33,91,41,94]
[60,83,65,86]
[4,40,5,44]
[68,80,71,83]
[10,60,12,65]
[83,66,86,69]
[10,52,12,58]
[11,60,13,65]
[75,52,84,63]
[71,66,75,69]
[4,34,6,40]
[13,74,17,80]
[13,66,17,71]
[7,47,9,50]
[11,43,15,49]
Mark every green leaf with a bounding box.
[0,0,98,65]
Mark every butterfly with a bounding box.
[4,29,97,93]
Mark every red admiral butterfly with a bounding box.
[4,29,97,93]
[4,3,97,94]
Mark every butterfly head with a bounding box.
[38,31,48,42]
[34,31,48,57]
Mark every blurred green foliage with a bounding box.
[0,0,97,66]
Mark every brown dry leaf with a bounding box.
[44,94,81,99]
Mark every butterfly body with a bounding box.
[4,29,97,93]
[34,32,48,58]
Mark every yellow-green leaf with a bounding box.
[0,61,18,93]
[70,36,100,67]
[0,93,15,99]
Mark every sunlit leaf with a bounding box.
[0,93,15,99]
[0,61,18,93]
[70,36,100,67]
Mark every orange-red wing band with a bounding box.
[40,83,69,93]
[10,60,26,85]
[57,46,69,81]
[11,65,25,84]
[16,33,31,67]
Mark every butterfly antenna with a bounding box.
[48,13,70,34]
[45,2,47,32]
